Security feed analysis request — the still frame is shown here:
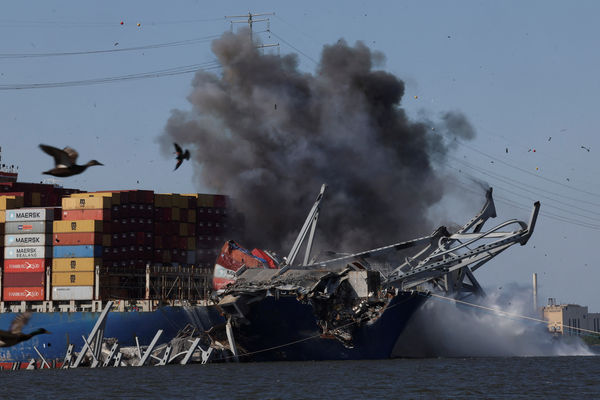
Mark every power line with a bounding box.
[456,140,600,199]
[0,17,226,28]
[0,61,221,90]
[269,29,318,65]
[0,34,221,59]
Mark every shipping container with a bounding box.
[52,257,99,272]
[52,271,94,286]
[62,196,112,210]
[53,220,103,233]
[61,209,112,221]
[5,234,52,247]
[5,221,52,234]
[53,232,110,246]
[4,246,51,259]
[154,194,173,208]
[52,285,93,301]
[3,286,44,301]
[3,272,45,287]
[0,195,24,210]
[53,245,103,258]
[5,207,57,222]
[4,258,49,273]
[70,192,121,205]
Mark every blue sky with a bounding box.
[2,1,600,309]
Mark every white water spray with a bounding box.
[394,283,594,357]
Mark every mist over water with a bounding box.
[161,29,477,254]
[395,283,593,357]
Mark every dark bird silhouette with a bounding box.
[39,144,103,177]
[581,145,591,152]
[174,143,190,171]
[0,312,50,348]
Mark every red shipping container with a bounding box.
[3,272,45,287]
[4,258,49,273]
[62,209,111,221]
[3,286,45,301]
[53,232,106,246]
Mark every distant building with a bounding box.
[543,298,600,335]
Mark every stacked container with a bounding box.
[52,195,110,300]
[3,207,55,301]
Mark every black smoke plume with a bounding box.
[162,29,476,255]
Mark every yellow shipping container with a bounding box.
[154,194,173,208]
[187,209,196,223]
[53,258,100,272]
[52,271,95,286]
[0,210,5,223]
[176,195,189,209]
[31,192,41,206]
[178,223,188,236]
[171,207,180,221]
[70,192,121,205]
[196,194,214,207]
[53,220,103,233]
[0,195,24,210]
[186,237,197,250]
[62,196,112,210]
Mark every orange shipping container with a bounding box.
[53,220,103,233]
[52,271,94,286]
[62,209,112,221]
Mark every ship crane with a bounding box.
[292,186,540,299]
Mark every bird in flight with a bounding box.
[581,145,591,152]
[39,144,103,177]
[0,312,50,348]
[174,143,190,171]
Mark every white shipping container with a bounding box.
[52,286,94,301]
[6,208,56,222]
[5,234,53,247]
[5,221,51,234]
[4,246,51,259]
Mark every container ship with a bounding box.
[0,156,540,365]
[0,161,230,368]
[207,185,540,362]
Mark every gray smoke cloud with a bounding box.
[162,29,476,254]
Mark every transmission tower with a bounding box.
[225,12,279,53]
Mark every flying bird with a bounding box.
[0,312,50,348]
[174,143,190,171]
[581,145,591,152]
[39,144,103,177]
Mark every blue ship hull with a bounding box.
[0,306,224,364]
[228,291,428,362]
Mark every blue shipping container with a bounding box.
[53,245,103,258]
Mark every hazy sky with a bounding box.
[2,1,600,309]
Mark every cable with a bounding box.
[430,292,600,337]
[0,61,221,90]
[446,159,600,222]
[0,34,221,59]
[0,17,226,28]
[456,140,600,199]
[269,29,318,65]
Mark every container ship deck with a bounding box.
[0,164,233,367]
